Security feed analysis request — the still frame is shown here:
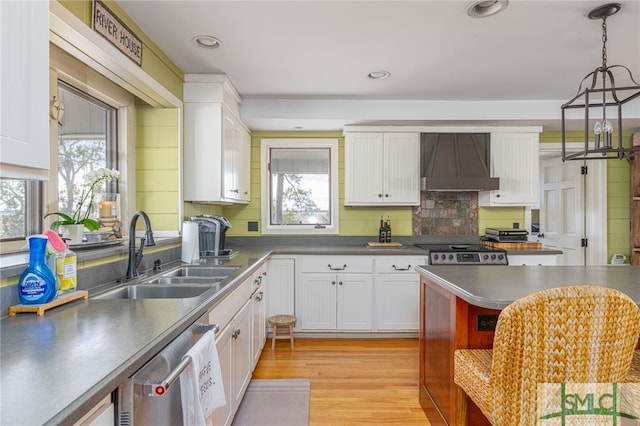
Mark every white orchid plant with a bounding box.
[45,168,120,232]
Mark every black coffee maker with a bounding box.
[190,215,232,257]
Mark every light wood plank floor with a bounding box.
[251,338,430,425]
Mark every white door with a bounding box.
[539,157,585,265]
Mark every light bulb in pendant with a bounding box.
[594,121,602,148]
[602,120,613,148]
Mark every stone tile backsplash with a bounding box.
[413,191,478,236]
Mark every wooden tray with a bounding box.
[366,242,403,247]
[481,240,542,249]
[8,290,88,316]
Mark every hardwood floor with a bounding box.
[251,338,430,425]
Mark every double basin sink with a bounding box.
[93,265,240,300]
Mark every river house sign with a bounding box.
[93,1,142,66]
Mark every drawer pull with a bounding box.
[392,264,412,271]
[328,264,347,271]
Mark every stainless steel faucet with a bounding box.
[126,210,156,280]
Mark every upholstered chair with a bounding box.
[454,285,640,426]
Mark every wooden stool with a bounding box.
[267,314,296,350]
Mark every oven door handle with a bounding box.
[137,323,220,397]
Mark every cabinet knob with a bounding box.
[338,281,343,286]
[385,194,389,198]
[378,193,383,198]
[331,281,336,285]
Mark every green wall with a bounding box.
[59,0,184,100]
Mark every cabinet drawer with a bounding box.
[209,278,252,329]
[374,257,426,273]
[300,256,373,273]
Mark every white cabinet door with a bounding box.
[251,285,266,368]
[231,300,252,411]
[0,0,49,180]
[344,133,384,204]
[222,107,251,203]
[266,257,295,317]
[211,323,233,426]
[344,132,420,206]
[336,274,373,330]
[479,132,540,206]
[298,273,337,329]
[382,133,420,204]
[373,256,424,331]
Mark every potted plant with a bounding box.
[44,168,120,237]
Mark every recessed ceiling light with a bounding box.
[192,35,222,49]
[368,71,390,80]
[466,0,509,18]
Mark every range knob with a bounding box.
[491,254,497,260]
[483,254,489,260]
[448,254,454,261]
[433,254,439,261]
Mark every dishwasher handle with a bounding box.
[138,323,220,397]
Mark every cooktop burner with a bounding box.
[415,243,508,265]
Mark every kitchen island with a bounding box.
[416,265,640,425]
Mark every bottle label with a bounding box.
[56,255,77,292]
[20,273,47,301]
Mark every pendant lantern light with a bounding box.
[561,3,640,161]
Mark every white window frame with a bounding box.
[261,138,339,235]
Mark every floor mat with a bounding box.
[232,379,310,426]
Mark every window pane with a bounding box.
[270,148,330,226]
[57,82,117,218]
[0,178,40,241]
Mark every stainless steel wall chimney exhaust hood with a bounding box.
[420,133,499,191]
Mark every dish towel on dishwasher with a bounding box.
[180,329,226,426]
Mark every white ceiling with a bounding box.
[116,0,640,132]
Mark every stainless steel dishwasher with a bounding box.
[117,314,220,426]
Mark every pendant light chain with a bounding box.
[601,17,608,69]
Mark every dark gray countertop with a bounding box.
[0,243,430,426]
[416,265,640,310]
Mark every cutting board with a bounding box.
[366,242,404,247]
[481,240,542,249]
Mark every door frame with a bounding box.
[538,142,608,265]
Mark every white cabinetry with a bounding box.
[184,75,251,204]
[266,256,295,318]
[73,396,114,426]
[209,275,254,426]
[251,266,267,368]
[508,253,560,266]
[373,256,424,331]
[344,132,420,206]
[297,256,373,330]
[0,0,49,180]
[479,132,540,206]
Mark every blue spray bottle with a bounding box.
[18,235,58,304]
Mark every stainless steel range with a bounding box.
[415,244,508,265]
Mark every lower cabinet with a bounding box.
[298,272,373,330]
[266,256,295,318]
[297,256,373,330]
[73,395,114,426]
[210,299,252,426]
[251,268,267,368]
[507,254,560,265]
[208,266,267,426]
[374,256,424,331]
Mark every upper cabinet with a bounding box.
[344,132,420,206]
[184,75,251,204]
[478,132,540,206]
[0,1,49,180]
